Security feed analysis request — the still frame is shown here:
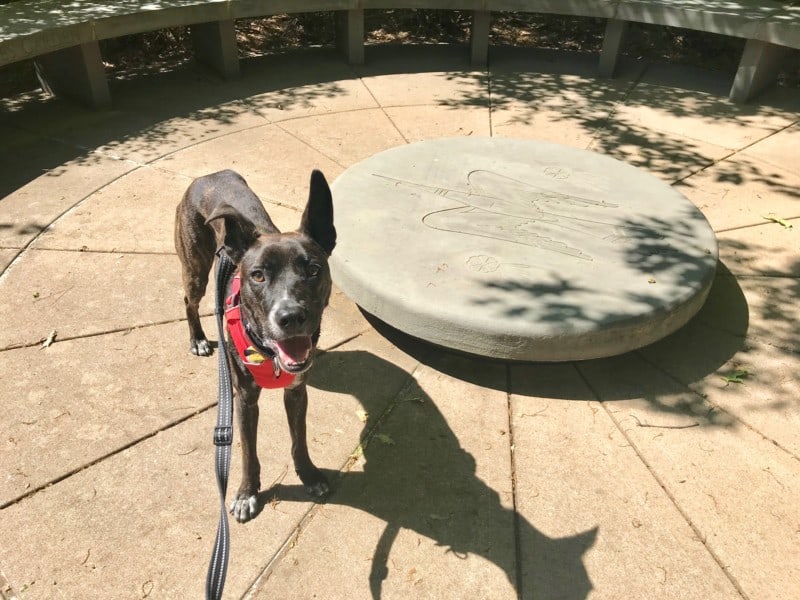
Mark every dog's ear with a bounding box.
[205,204,261,264]
[300,170,336,255]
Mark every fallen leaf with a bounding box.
[40,330,57,349]
[375,433,395,446]
[762,214,793,229]
[721,369,749,385]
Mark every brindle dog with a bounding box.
[175,169,336,522]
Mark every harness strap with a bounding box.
[206,250,236,600]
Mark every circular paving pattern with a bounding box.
[330,137,719,361]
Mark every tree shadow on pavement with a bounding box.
[370,259,748,399]
[445,46,799,194]
[259,256,748,598]
[255,249,764,597]
[0,47,358,200]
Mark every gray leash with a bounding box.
[206,250,236,600]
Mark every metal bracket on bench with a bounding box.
[36,41,111,109]
[730,38,791,102]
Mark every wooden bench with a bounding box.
[1,0,797,108]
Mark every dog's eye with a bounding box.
[250,269,266,283]
[307,263,321,278]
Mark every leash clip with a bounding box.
[213,426,233,446]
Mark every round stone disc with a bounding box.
[330,137,718,361]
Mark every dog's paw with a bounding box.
[190,338,212,357]
[229,493,260,523]
[298,468,330,498]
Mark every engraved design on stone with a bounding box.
[373,170,654,263]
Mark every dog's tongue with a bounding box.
[274,336,312,366]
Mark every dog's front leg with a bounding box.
[230,378,262,523]
[284,382,329,497]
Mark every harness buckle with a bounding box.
[273,356,282,379]
[213,426,233,446]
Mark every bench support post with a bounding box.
[599,19,628,78]
[36,41,111,109]
[336,9,364,65]
[192,20,240,79]
[730,39,790,102]
[471,10,490,66]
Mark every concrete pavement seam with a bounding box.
[243,357,424,598]
[16,247,177,256]
[635,348,800,463]
[0,316,197,353]
[504,363,524,600]
[585,60,649,153]
[0,404,216,511]
[273,121,350,170]
[351,76,410,146]
[484,60,494,138]
[574,363,751,600]
[671,120,800,187]
[0,166,144,282]
[1,328,373,512]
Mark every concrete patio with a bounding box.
[0,44,798,599]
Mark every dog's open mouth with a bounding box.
[274,336,314,373]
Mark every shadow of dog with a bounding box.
[263,349,598,599]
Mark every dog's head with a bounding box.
[206,170,336,375]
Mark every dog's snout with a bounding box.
[275,304,307,330]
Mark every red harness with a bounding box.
[225,275,296,389]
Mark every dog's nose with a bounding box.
[275,304,307,330]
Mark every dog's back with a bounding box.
[177,169,277,246]
[174,169,282,356]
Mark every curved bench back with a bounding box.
[1,1,797,107]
